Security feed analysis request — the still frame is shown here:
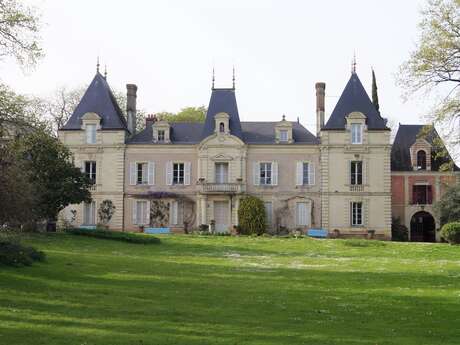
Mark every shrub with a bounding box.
[440,222,460,244]
[0,239,46,266]
[98,200,116,227]
[391,218,408,242]
[68,228,160,244]
[238,196,266,235]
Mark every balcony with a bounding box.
[199,182,245,194]
[349,185,364,192]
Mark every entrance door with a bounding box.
[410,211,436,242]
[214,201,229,233]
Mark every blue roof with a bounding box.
[201,88,243,140]
[324,72,388,130]
[61,72,128,131]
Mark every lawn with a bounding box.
[1,234,460,345]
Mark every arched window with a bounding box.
[417,150,426,170]
[219,122,225,133]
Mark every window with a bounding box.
[136,200,149,225]
[219,122,225,133]
[83,202,96,225]
[351,124,362,144]
[412,185,432,204]
[86,124,96,144]
[302,162,310,185]
[279,130,288,142]
[215,162,228,184]
[173,163,185,185]
[350,161,363,185]
[170,200,183,225]
[85,161,97,183]
[137,163,148,184]
[296,202,309,226]
[259,162,272,185]
[416,150,427,170]
[264,202,272,226]
[351,202,363,226]
[157,130,165,142]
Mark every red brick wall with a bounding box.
[391,176,405,205]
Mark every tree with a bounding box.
[237,196,266,235]
[398,0,460,146]
[434,183,460,225]
[18,131,92,228]
[157,106,206,123]
[372,68,380,114]
[0,0,42,66]
[98,200,116,228]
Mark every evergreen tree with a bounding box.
[372,68,380,114]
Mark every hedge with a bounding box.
[0,239,46,266]
[68,228,161,244]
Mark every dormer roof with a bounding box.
[60,72,128,131]
[324,72,388,130]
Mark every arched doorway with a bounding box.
[410,211,436,242]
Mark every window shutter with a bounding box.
[129,162,136,185]
[272,161,278,186]
[309,163,315,185]
[296,161,303,186]
[253,162,260,186]
[166,161,173,185]
[427,185,433,204]
[81,161,85,173]
[412,187,417,204]
[184,162,191,185]
[144,201,150,225]
[364,159,369,185]
[132,200,137,225]
[170,201,178,225]
[347,160,352,185]
[148,162,155,185]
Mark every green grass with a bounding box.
[1,234,460,345]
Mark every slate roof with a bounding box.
[324,72,389,130]
[201,88,243,140]
[61,72,128,131]
[127,121,318,145]
[391,124,459,171]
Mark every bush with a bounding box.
[0,239,46,266]
[68,228,161,244]
[440,222,460,244]
[238,196,266,235]
[391,218,408,242]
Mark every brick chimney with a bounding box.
[145,113,157,127]
[315,82,326,137]
[126,84,138,135]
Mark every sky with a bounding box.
[1,0,434,136]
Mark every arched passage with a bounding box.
[410,211,435,242]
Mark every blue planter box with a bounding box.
[307,229,328,238]
[144,227,170,234]
[80,225,96,230]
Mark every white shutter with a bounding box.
[81,161,85,173]
[148,162,155,185]
[144,201,150,225]
[184,162,191,185]
[272,161,278,186]
[253,162,260,186]
[130,162,136,185]
[170,201,178,225]
[296,161,303,186]
[132,200,137,225]
[309,162,315,185]
[347,159,352,185]
[166,161,173,185]
[364,159,369,185]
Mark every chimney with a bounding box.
[126,84,138,135]
[145,113,157,127]
[315,82,326,137]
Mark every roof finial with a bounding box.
[104,64,107,79]
[351,52,356,74]
[96,56,100,73]
[212,67,215,90]
[232,66,235,89]
[282,114,286,121]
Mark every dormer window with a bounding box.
[215,113,230,135]
[157,130,165,142]
[219,122,225,133]
[280,130,288,142]
[351,123,363,144]
[417,150,427,170]
[86,124,96,144]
